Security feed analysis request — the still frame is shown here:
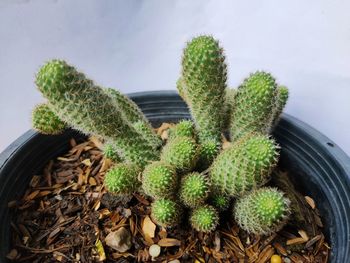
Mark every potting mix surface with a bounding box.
[7,124,329,262]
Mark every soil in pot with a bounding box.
[6,123,329,263]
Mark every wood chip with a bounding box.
[305,196,316,209]
[158,238,181,247]
[286,237,307,246]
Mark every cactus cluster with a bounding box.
[32,34,292,235]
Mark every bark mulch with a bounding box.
[7,124,330,262]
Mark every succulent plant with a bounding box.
[102,142,122,162]
[32,103,66,134]
[270,86,289,130]
[210,133,279,197]
[176,77,189,104]
[35,60,158,167]
[229,71,278,142]
[160,136,200,172]
[132,120,162,150]
[197,137,221,170]
[151,199,181,227]
[168,120,195,140]
[190,205,219,233]
[180,172,210,207]
[234,187,291,235]
[222,88,237,131]
[208,193,231,212]
[142,161,178,199]
[181,35,227,144]
[104,163,141,195]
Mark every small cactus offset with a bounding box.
[160,136,200,172]
[36,60,158,167]
[168,120,195,140]
[142,161,178,199]
[234,187,291,235]
[180,172,210,207]
[208,193,231,212]
[197,137,221,170]
[190,205,219,233]
[104,163,141,195]
[151,199,181,227]
[181,35,227,143]
[32,103,66,134]
[210,133,279,197]
[229,71,278,142]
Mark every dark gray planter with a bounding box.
[0,91,349,262]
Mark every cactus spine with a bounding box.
[190,205,219,233]
[270,86,289,130]
[36,60,158,167]
[234,187,291,235]
[142,161,178,199]
[104,163,141,195]
[151,199,181,227]
[32,103,66,134]
[210,134,279,197]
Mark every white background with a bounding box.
[0,0,349,156]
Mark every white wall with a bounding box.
[0,0,349,156]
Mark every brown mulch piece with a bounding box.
[7,125,330,262]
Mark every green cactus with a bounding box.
[32,103,66,134]
[234,187,291,235]
[180,172,210,207]
[190,205,219,233]
[168,120,195,140]
[222,88,237,131]
[208,193,230,212]
[229,71,278,142]
[133,120,162,150]
[142,161,178,199]
[104,163,141,195]
[102,142,122,162]
[197,137,221,170]
[176,77,189,104]
[160,136,200,172]
[270,86,289,130]
[210,133,279,197]
[181,35,227,144]
[35,60,158,167]
[105,88,162,149]
[151,199,181,227]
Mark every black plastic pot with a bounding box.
[0,91,349,262]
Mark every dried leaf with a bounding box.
[158,238,181,247]
[142,216,156,243]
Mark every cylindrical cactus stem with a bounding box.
[197,136,221,170]
[222,88,237,131]
[229,71,278,142]
[176,77,189,104]
[181,35,227,142]
[180,172,210,207]
[210,133,279,197]
[234,187,291,235]
[190,205,219,233]
[168,120,196,140]
[151,199,182,227]
[104,163,141,196]
[35,60,158,167]
[105,88,162,149]
[32,103,66,134]
[132,120,162,150]
[269,86,289,131]
[102,142,123,162]
[142,161,178,199]
[160,136,200,172]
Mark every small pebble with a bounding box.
[271,254,282,263]
[105,227,132,252]
[149,244,161,258]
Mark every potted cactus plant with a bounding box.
[0,35,349,262]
